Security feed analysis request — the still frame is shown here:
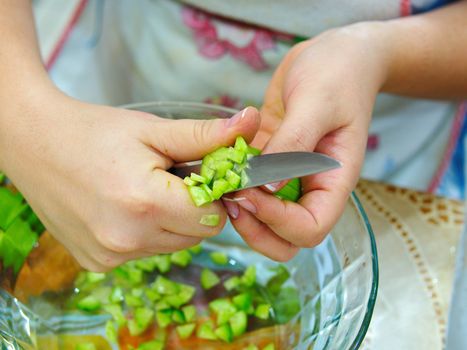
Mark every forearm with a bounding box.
[0,0,56,169]
[381,0,467,99]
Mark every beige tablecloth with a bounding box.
[356,180,464,350]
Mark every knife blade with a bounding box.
[171,152,341,191]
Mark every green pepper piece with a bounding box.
[199,214,220,227]
[77,295,101,312]
[170,250,192,267]
[75,343,97,350]
[176,323,196,340]
[215,324,233,343]
[223,276,241,291]
[200,268,220,290]
[229,310,248,337]
[190,172,208,184]
[156,309,173,328]
[225,169,241,189]
[145,288,161,303]
[105,320,118,344]
[182,305,197,322]
[254,304,271,320]
[109,286,124,303]
[212,179,231,200]
[125,294,143,308]
[188,186,212,207]
[263,343,275,350]
[232,293,253,312]
[137,340,165,350]
[197,320,217,340]
[209,251,228,265]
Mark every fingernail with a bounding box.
[264,181,281,192]
[236,197,257,214]
[226,107,249,128]
[222,199,239,219]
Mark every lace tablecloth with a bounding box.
[356,180,464,350]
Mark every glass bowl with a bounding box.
[122,101,379,350]
[0,101,378,350]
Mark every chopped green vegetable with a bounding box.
[223,276,241,291]
[209,298,237,325]
[137,340,165,350]
[215,323,233,343]
[104,304,127,327]
[184,176,198,186]
[209,251,228,265]
[229,311,248,337]
[75,343,97,350]
[188,186,212,207]
[153,276,180,295]
[254,304,271,320]
[234,136,248,153]
[266,265,290,295]
[199,214,220,227]
[241,266,256,287]
[190,172,208,184]
[170,249,192,267]
[182,305,197,322]
[134,307,154,331]
[105,320,118,344]
[200,268,220,290]
[153,254,171,274]
[188,244,202,254]
[145,288,161,303]
[156,309,173,328]
[172,309,186,324]
[233,293,253,312]
[212,179,231,200]
[125,294,143,307]
[109,286,124,303]
[176,323,196,339]
[244,345,259,350]
[77,295,101,312]
[274,178,302,202]
[263,343,276,350]
[197,320,217,340]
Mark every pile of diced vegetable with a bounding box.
[70,245,300,350]
[185,137,301,213]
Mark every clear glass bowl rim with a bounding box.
[120,100,379,350]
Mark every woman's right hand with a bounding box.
[0,88,260,271]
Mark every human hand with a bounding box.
[225,23,390,261]
[0,90,260,271]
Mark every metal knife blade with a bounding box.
[171,152,341,191]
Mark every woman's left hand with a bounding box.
[224,23,391,261]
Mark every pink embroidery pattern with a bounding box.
[181,6,284,71]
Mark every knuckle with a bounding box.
[192,120,213,147]
[120,190,159,219]
[95,228,142,253]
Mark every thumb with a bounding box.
[148,107,260,162]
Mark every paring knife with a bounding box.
[171,152,341,191]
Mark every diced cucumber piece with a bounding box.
[241,266,256,287]
[254,304,271,320]
[197,320,217,340]
[131,287,144,298]
[105,320,118,344]
[263,343,275,350]
[153,254,171,274]
[274,178,301,202]
[229,310,248,337]
[135,257,158,272]
[200,268,220,290]
[176,323,196,340]
[153,276,180,295]
[247,146,261,156]
[210,147,230,160]
[209,298,237,324]
[77,295,101,312]
[135,307,154,331]
[125,294,143,307]
[201,184,214,200]
[188,244,202,255]
[200,164,216,184]
[137,340,165,350]
[182,305,197,322]
[232,293,253,312]
[128,319,146,337]
[212,179,231,200]
[172,309,186,324]
[183,176,197,186]
[155,299,171,311]
[199,214,220,227]
[227,148,245,164]
[75,343,97,350]
[223,276,241,291]
[215,323,233,343]
[85,272,106,284]
[213,160,234,179]
[225,169,241,189]
[209,251,228,265]
[170,250,192,267]
[103,304,127,327]
[188,186,212,207]
[145,289,161,303]
[127,268,143,285]
[234,136,248,153]
[156,309,173,328]
[190,172,208,184]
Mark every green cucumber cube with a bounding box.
[170,250,192,267]
[156,309,173,328]
[229,310,248,337]
[197,320,217,340]
[109,286,123,303]
[209,251,228,265]
[103,304,127,327]
[105,320,118,344]
[182,305,197,322]
[183,176,197,186]
[263,343,276,350]
[200,268,220,290]
[77,295,101,312]
[153,254,171,274]
[234,136,248,153]
[137,340,165,350]
[227,148,245,164]
[188,186,212,207]
[225,169,241,189]
[172,309,186,324]
[241,266,256,287]
[212,179,231,200]
[233,293,253,311]
[176,323,196,339]
[215,324,233,343]
[255,304,271,320]
[153,276,180,295]
[223,276,241,291]
[199,214,220,227]
[188,244,202,255]
[190,172,208,184]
